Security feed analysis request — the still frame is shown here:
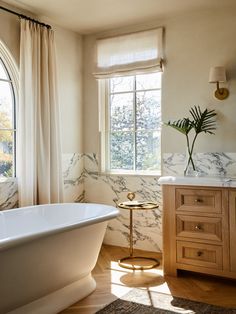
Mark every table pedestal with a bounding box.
[118,206,160,270]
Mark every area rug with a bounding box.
[96,288,236,313]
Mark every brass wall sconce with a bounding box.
[209,66,229,100]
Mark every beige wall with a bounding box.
[54,25,83,153]
[0,6,83,154]
[162,8,236,153]
[2,5,236,162]
[0,8,20,65]
[83,7,236,157]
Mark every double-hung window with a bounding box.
[0,47,17,178]
[95,28,163,175]
[104,72,161,174]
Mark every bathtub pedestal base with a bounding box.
[7,274,96,314]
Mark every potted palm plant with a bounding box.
[165,106,217,175]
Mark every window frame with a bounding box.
[99,73,162,176]
[0,41,18,178]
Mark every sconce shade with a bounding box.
[209,66,226,83]
[209,66,229,100]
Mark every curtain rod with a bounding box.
[0,5,51,29]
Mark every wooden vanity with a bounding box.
[159,176,236,279]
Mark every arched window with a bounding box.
[0,42,18,178]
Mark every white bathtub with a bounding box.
[0,203,119,314]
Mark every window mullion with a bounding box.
[110,87,161,95]
[133,76,137,171]
[107,80,111,172]
[0,78,12,83]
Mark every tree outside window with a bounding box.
[0,58,16,177]
[104,72,162,174]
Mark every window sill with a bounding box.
[100,171,161,177]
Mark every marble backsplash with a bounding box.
[1,151,236,252]
[163,152,236,177]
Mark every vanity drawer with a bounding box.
[176,215,222,242]
[175,188,222,213]
[177,241,223,269]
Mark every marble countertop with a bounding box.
[158,176,236,188]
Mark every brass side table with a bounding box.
[117,192,160,270]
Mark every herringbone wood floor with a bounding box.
[60,244,236,314]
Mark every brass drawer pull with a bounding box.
[197,251,203,257]
[195,224,203,231]
[195,199,203,203]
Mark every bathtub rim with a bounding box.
[0,203,119,251]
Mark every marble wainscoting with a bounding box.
[163,152,236,177]
[0,178,18,210]
[0,153,85,210]
[83,153,163,252]
[62,153,85,202]
[83,152,236,252]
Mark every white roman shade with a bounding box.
[94,28,163,78]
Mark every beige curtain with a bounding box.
[17,19,64,206]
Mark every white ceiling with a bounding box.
[2,0,236,34]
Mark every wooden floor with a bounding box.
[60,244,236,314]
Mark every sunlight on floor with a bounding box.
[110,260,172,299]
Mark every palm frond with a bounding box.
[189,106,217,134]
[165,118,193,135]
[164,106,217,174]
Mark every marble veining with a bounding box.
[163,152,236,177]
[2,151,236,252]
[62,153,85,202]
[0,153,85,210]
[84,151,236,252]
[0,179,18,210]
[83,153,162,252]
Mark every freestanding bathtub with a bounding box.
[0,203,119,314]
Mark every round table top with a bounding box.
[118,201,159,210]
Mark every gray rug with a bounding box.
[96,288,236,313]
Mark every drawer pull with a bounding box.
[197,251,203,257]
[195,224,203,231]
[195,199,203,203]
